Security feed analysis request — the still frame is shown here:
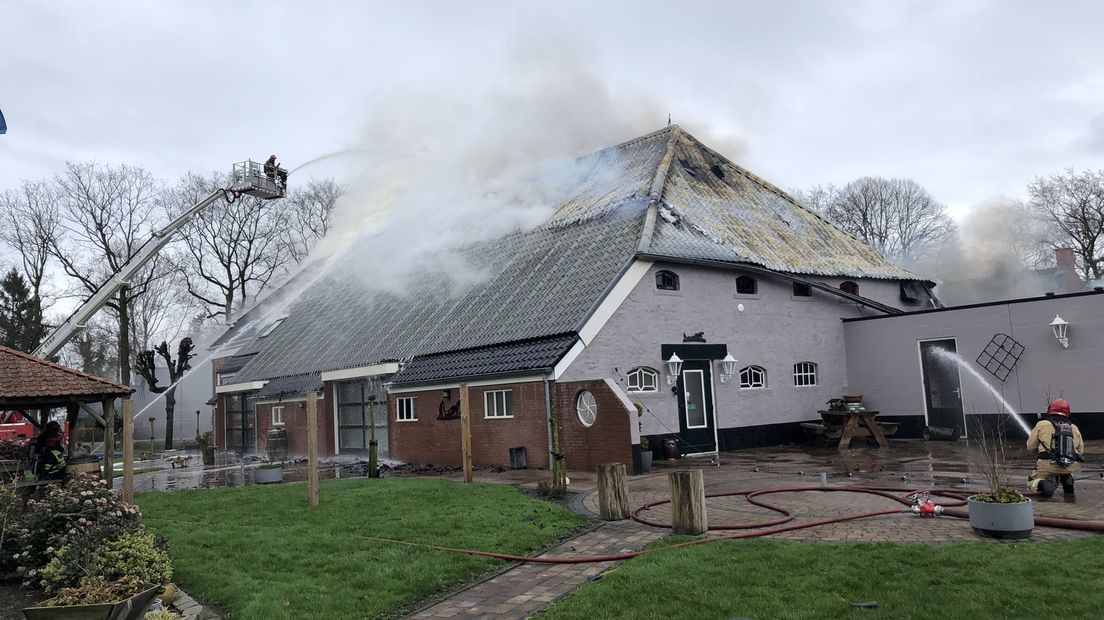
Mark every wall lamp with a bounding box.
[719,353,738,383]
[1050,315,1069,349]
[665,353,683,385]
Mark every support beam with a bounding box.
[306,391,319,507]
[103,399,115,489]
[669,469,708,535]
[65,403,80,455]
[79,403,107,428]
[122,399,134,504]
[459,383,472,483]
[597,463,629,521]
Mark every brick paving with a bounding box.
[406,439,1102,618]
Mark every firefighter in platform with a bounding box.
[33,421,67,481]
[1027,398,1084,497]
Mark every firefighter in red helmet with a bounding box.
[1026,398,1084,497]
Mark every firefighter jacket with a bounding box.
[35,441,66,479]
[1027,418,1084,476]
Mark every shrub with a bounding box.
[146,611,183,620]
[10,474,142,587]
[42,575,145,606]
[95,531,172,585]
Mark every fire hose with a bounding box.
[361,485,1104,565]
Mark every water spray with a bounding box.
[932,348,1032,434]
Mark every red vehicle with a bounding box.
[0,410,35,442]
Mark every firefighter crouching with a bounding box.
[1027,398,1084,497]
[33,421,67,481]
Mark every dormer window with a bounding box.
[840,281,859,296]
[656,270,680,291]
[735,275,757,295]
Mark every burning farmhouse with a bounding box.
[209,126,1104,471]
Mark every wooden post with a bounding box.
[459,383,472,483]
[306,391,319,507]
[65,404,80,455]
[669,469,707,535]
[122,399,134,504]
[550,414,566,497]
[102,399,115,489]
[596,463,629,521]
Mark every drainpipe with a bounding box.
[544,378,554,469]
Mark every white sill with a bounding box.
[793,385,819,389]
[396,418,419,423]
[738,387,770,391]
[271,422,285,426]
[628,390,659,395]
[485,415,515,420]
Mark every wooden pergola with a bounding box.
[0,344,134,488]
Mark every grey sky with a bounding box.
[3,0,1104,222]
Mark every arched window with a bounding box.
[656,270,679,291]
[739,365,767,389]
[840,281,859,295]
[735,275,757,295]
[626,367,659,392]
[793,362,818,387]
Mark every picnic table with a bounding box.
[801,410,897,450]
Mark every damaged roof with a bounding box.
[390,334,577,385]
[226,125,919,387]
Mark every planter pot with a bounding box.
[254,466,284,484]
[201,446,215,466]
[640,451,653,473]
[23,584,160,620]
[967,496,1034,539]
[662,439,680,460]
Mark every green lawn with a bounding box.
[541,537,1104,620]
[137,478,586,619]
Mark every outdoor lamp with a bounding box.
[1050,315,1070,349]
[719,353,738,383]
[666,353,683,385]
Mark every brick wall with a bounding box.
[388,381,550,468]
[552,380,633,471]
[254,385,336,458]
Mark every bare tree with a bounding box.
[50,161,166,385]
[803,177,957,264]
[279,179,344,263]
[67,318,118,379]
[135,337,195,449]
[0,179,60,302]
[1026,169,1104,280]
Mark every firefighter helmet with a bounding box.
[1047,398,1071,417]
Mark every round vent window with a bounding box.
[576,391,597,427]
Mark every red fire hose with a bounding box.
[361,485,1104,565]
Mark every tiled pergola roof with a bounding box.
[0,345,133,409]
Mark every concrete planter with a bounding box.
[640,451,653,473]
[254,466,284,484]
[967,496,1033,539]
[23,584,160,620]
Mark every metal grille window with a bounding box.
[336,378,388,456]
[484,390,514,418]
[225,392,256,452]
[396,397,417,422]
[976,334,1025,381]
[793,362,818,387]
[739,366,767,389]
[735,275,758,295]
[576,391,597,427]
[656,270,680,291]
[271,405,284,426]
[626,367,659,392]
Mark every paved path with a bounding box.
[407,521,661,619]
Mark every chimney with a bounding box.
[1054,248,1085,293]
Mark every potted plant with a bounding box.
[254,462,284,484]
[967,421,1033,539]
[23,576,161,620]
[196,432,215,466]
[639,436,653,473]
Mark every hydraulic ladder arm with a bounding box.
[33,159,286,360]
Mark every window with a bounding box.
[396,397,417,421]
[735,275,757,295]
[336,379,388,457]
[626,367,659,392]
[271,405,285,426]
[840,281,859,295]
[793,362,818,387]
[484,390,514,418]
[656,270,679,291]
[576,391,597,427]
[739,365,767,389]
[259,317,287,337]
[792,282,811,297]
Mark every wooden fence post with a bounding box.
[669,469,707,535]
[459,383,472,483]
[307,391,319,507]
[102,399,115,489]
[597,463,629,521]
[122,399,134,504]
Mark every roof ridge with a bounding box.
[636,125,681,254]
[0,344,132,392]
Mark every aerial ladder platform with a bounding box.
[33,160,288,360]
